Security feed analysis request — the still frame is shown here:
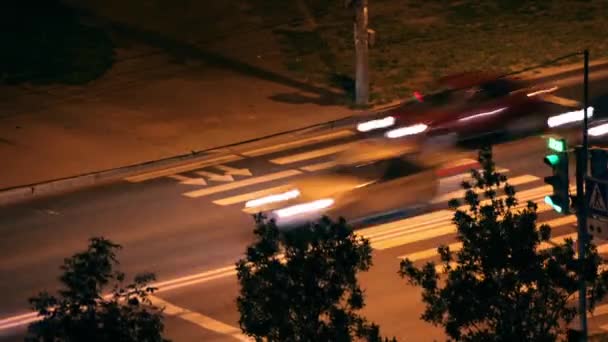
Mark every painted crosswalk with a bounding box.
[356,180,578,251]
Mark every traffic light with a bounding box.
[543,137,570,214]
[590,148,608,180]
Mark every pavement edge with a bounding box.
[2,61,607,207]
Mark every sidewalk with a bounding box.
[0,42,362,189]
[0,42,605,189]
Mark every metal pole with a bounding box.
[576,49,590,341]
[354,0,369,106]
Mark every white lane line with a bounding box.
[359,211,453,239]
[433,174,539,204]
[241,129,354,157]
[269,142,357,165]
[149,295,251,341]
[183,170,302,198]
[213,185,293,206]
[299,161,337,172]
[400,215,578,262]
[542,94,581,108]
[126,154,242,183]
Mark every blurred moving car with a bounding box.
[243,139,440,229]
[356,72,558,142]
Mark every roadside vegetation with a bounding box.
[66,0,608,104]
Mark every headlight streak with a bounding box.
[245,189,301,208]
[457,107,508,122]
[547,107,594,128]
[527,86,559,97]
[589,122,608,137]
[274,199,335,218]
[384,123,428,138]
[357,116,396,132]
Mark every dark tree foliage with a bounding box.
[400,146,608,341]
[27,237,168,342]
[236,215,396,341]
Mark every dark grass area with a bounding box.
[5,0,607,101]
[0,0,115,85]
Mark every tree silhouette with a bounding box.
[400,146,608,341]
[236,215,396,341]
[27,237,168,342]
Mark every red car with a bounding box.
[356,72,556,142]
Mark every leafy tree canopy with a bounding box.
[400,146,608,341]
[237,215,396,341]
[27,237,168,342]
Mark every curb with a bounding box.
[0,152,239,206]
[1,62,605,207]
[519,58,608,81]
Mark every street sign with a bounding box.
[588,217,608,240]
[586,177,608,240]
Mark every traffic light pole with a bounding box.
[576,49,590,341]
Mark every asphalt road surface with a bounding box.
[2,76,608,341]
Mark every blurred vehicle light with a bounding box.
[385,123,428,138]
[589,122,608,136]
[547,107,594,128]
[246,189,300,208]
[527,86,558,97]
[458,107,507,122]
[274,198,334,218]
[357,116,396,132]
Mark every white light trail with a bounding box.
[547,107,594,128]
[384,123,428,138]
[357,116,396,132]
[245,189,301,208]
[274,199,334,218]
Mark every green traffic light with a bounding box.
[544,195,563,213]
[548,137,566,152]
[544,154,560,166]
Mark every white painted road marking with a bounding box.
[0,178,603,332]
[362,183,576,250]
[240,129,354,157]
[213,185,293,206]
[168,174,208,186]
[269,142,357,165]
[150,295,252,341]
[126,154,243,183]
[433,174,538,203]
[183,170,302,198]
[401,215,578,262]
[215,165,253,177]
[196,170,235,182]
